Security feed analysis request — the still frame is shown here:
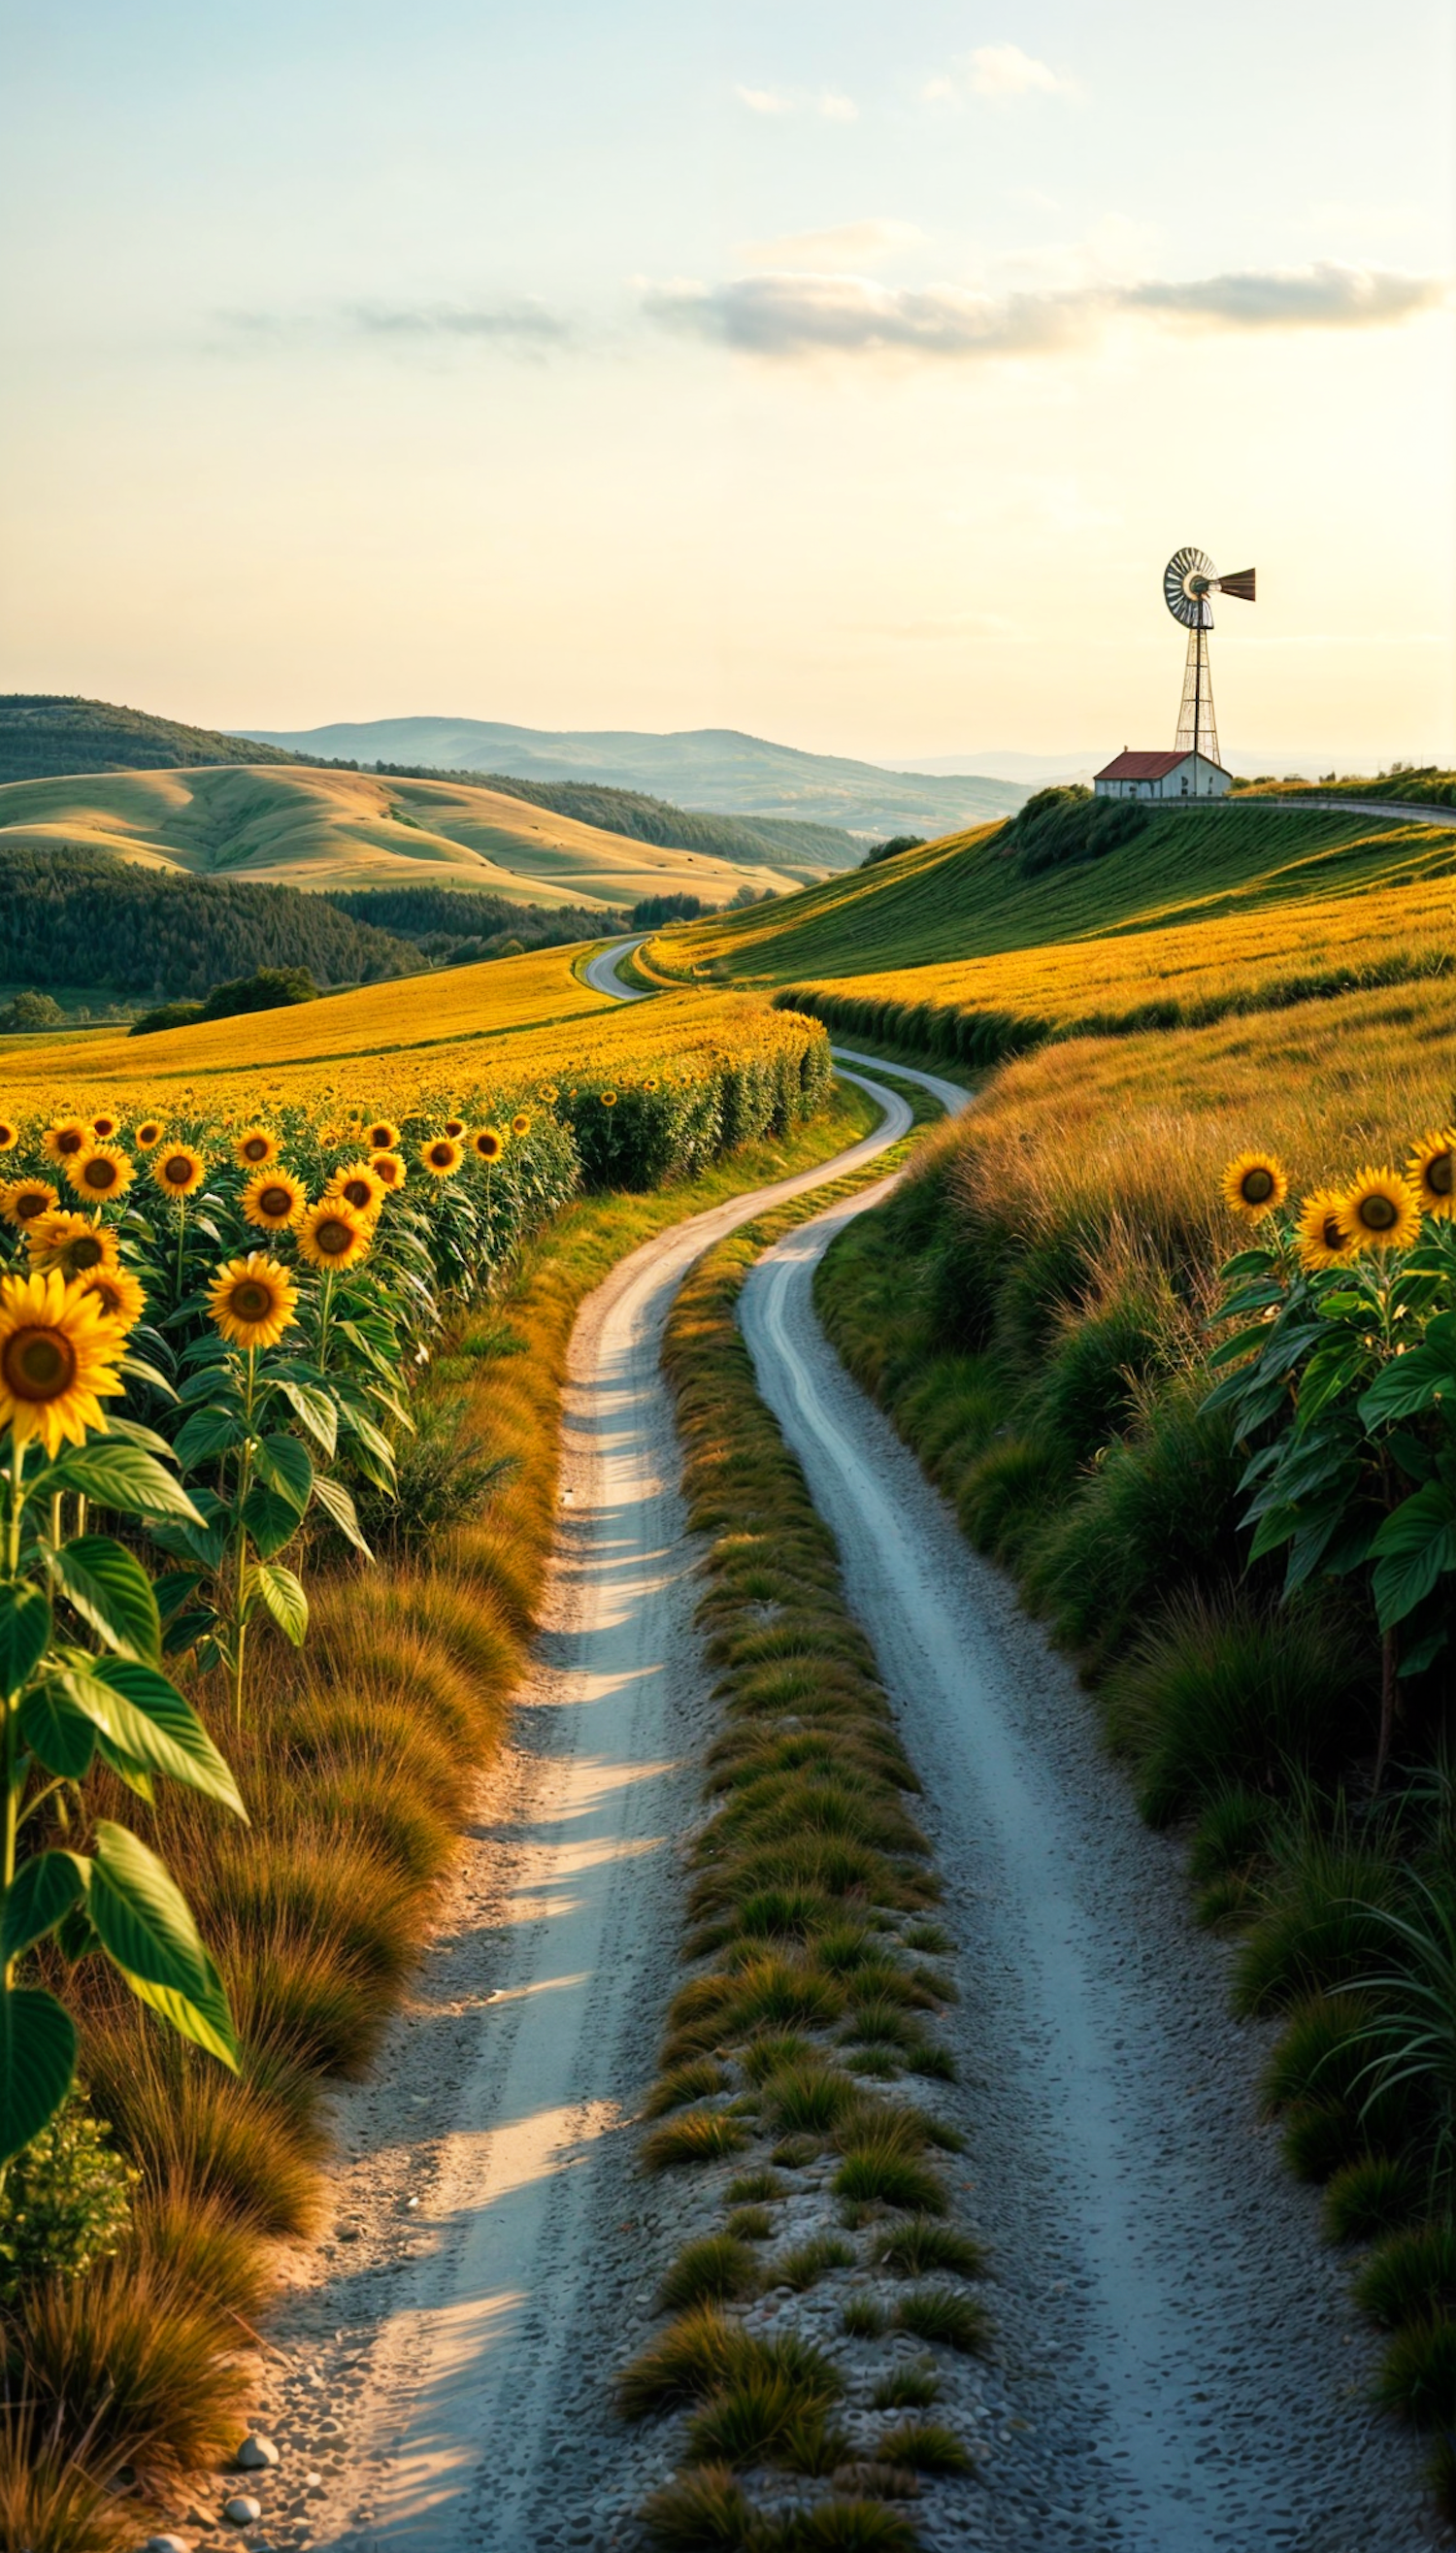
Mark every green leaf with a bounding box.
[0,1987,77,2165]
[116,1352,179,1402]
[46,1441,203,1525]
[48,1536,161,1665]
[50,1658,246,1817]
[1207,1323,1277,1374]
[310,1471,373,1558]
[18,1680,96,1779]
[173,1405,246,1469]
[254,1433,313,1514]
[272,1378,337,1459]
[85,1821,239,2069]
[0,1583,52,1699]
[3,1852,85,1961]
[1370,1484,1456,1630]
[240,1480,302,1560]
[1359,1347,1456,1427]
[1295,1341,1371,1429]
[248,1562,308,1646]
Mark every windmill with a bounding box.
[1164,547,1256,769]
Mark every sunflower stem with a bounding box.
[230,1349,256,1734]
[175,1196,187,1311]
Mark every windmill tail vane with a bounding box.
[1164,547,1256,767]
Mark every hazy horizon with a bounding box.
[3,1,1452,770]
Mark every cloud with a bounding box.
[819,92,859,122]
[213,300,574,355]
[736,84,789,115]
[740,219,927,272]
[735,83,860,119]
[967,43,1069,97]
[642,262,1446,361]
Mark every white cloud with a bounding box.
[642,263,1446,361]
[734,83,859,120]
[735,84,789,115]
[740,219,927,273]
[819,91,859,122]
[968,42,1069,97]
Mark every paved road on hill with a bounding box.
[581,935,650,999]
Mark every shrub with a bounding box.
[0,2098,136,2304]
[842,2294,888,2337]
[685,2372,845,2471]
[1104,1594,1367,1825]
[1231,1828,1406,2015]
[1375,2315,1456,2426]
[894,2285,989,2353]
[646,2062,732,2118]
[1355,2226,1456,2330]
[0,2414,131,2553]
[872,2219,985,2280]
[789,2502,918,2549]
[774,2237,854,2292]
[766,2064,861,2135]
[955,1435,1065,1566]
[643,2110,749,2172]
[725,2205,775,2242]
[354,1392,513,1556]
[641,2465,758,2549]
[871,2364,941,2410]
[15,2252,249,2475]
[833,2138,947,2218]
[875,2418,974,2473]
[1323,2154,1427,2242]
[659,2236,761,2312]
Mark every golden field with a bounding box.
[0,942,820,1120]
[0,762,799,906]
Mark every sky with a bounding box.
[1,0,1452,770]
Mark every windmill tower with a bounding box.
[1164,547,1256,768]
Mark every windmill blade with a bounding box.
[1214,567,1256,602]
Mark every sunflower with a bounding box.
[151,1144,206,1198]
[1343,1167,1423,1253]
[65,1143,134,1205]
[297,1199,371,1270]
[0,1268,128,1454]
[134,1119,164,1149]
[444,1117,466,1140]
[0,1177,59,1229]
[641,1078,658,1094]
[207,1252,299,1350]
[326,1160,387,1218]
[365,1119,400,1154]
[0,1120,17,1153]
[233,1125,279,1170]
[473,1126,506,1164]
[242,1168,306,1233]
[1407,1129,1456,1219]
[540,1084,559,1106]
[25,1212,120,1280]
[81,1264,147,1331]
[511,1111,531,1136]
[90,1113,119,1141]
[419,1136,462,1178]
[1221,1151,1287,1219]
[42,1119,89,1167]
[599,1090,618,1109]
[369,1149,405,1190]
[1296,1188,1356,1272]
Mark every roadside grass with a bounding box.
[3,1078,880,2542]
[811,992,1456,2504]
[616,1105,986,2542]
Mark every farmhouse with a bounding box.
[1094,748,1231,802]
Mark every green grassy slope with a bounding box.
[0,693,314,782]
[661,801,1456,987]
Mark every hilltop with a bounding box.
[242,714,1030,838]
[0,692,312,782]
[0,762,802,907]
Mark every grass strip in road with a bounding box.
[4,1083,879,2549]
[616,1088,987,2550]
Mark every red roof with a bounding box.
[1095,749,1193,780]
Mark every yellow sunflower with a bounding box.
[326,1160,387,1218]
[81,1264,147,1331]
[134,1119,164,1149]
[369,1150,405,1190]
[151,1144,206,1198]
[364,1119,400,1154]
[641,1078,658,1094]
[473,1126,507,1164]
[511,1111,531,1136]
[444,1117,466,1140]
[65,1143,134,1205]
[0,1177,59,1229]
[540,1084,559,1106]
[1406,1129,1456,1219]
[42,1119,89,1167]
[599,1090,618,1109]
[90,1113,119,1141]
[1296,1188,1356,1273]
[0,1268,128,1454]
[297,1199,371,1270]
[25,1212,120,1280]
[233,1125,279,1170]
[0,1120,17,1153]
[1343,1167,1423,1253]
[207,1252,299,1350]
[1221,1151,1287,1219]
[419,1135,462,1178]
[242,1168,306,1233]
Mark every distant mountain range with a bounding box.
[240,717,1031,839]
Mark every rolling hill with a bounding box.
[0,763,802,907]
[0,693,314,783]
[242,715,1030,839]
